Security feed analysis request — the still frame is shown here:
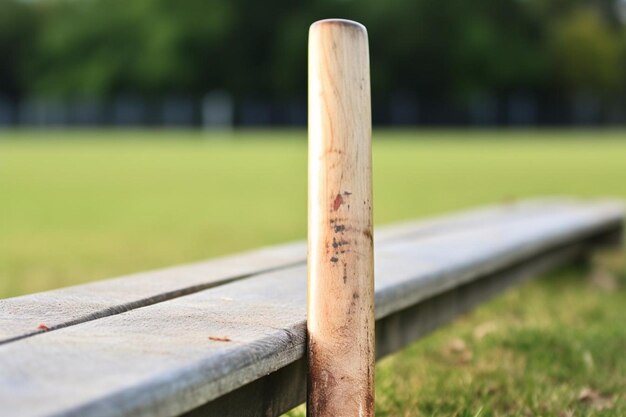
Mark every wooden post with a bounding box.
[307,19,375,417]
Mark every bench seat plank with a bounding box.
[0,200,622,417]
[0,199,577,344]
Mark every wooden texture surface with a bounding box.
[0,198,573,345]
[307,18,374,417]
[0,199,622,417]
[186,241,591,417]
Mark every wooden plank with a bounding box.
[0,200,621,417]
[374,197,581,242]
[185,242,590,417]
[0,198,578,344]
[373,202,623,319]
[0,241,305,345]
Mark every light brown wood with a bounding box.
[307,19,375,417]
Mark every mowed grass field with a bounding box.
[1,129,625,416]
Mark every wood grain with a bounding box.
[0,200,621,417]
[307,18,374,417]
[0,242,306,345]
[0,198,582,345]
[185,241,593,417]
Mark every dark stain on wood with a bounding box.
[330,256,339,263]
[307,334,340,417]
[332,238,349,248]
[333,194,344,211]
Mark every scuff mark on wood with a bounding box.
[332,238,349,248]
[333,194,344,211]
[208,336,231,342]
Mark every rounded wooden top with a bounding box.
[309,19,367,34]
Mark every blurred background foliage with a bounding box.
[1,0,625,102]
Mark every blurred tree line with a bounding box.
[1,0,625,103]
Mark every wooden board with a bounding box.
[0,199,622,417]
[0,198,579,344]
[185,242,589,417]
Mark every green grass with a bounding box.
[368,260,626,417]
[1,129,625,415]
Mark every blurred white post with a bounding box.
[202,91,234,132]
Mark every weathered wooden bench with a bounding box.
[0,198,623,417]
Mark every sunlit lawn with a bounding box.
[1,129,625,415]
